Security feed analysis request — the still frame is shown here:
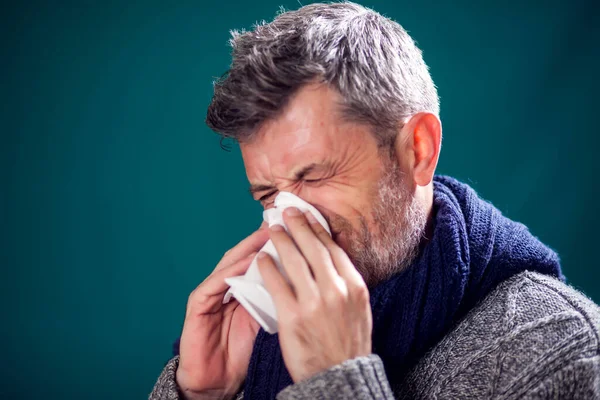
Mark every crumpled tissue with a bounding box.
[223,191,331,333]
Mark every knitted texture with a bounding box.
[242,176,562,399]
[394,271,600,399]
[149,272,600,399]
[148,356,245,400]
[276,354,394,400]
[149,356,181,400]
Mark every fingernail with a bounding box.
[270,224,284,232]
[284,207,301,217]
[304,211,318,224]
[257,252,268,259]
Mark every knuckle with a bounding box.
[312,221,326,233]
[300,299,321,319]
[187,288,198,304]
[297,217,311,229]
[187,287,209,309]
[323,280,347,307]
[323,290,343,308]
[350,283,370,304]
[317,227,333,242]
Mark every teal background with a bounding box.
[2,1,598,398]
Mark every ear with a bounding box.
[396,112,442,187]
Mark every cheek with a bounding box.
[301,185,370,233]
[300,185,351,214]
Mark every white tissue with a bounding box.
[222,191,331,333]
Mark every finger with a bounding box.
[214,226,269,273]
[268,224,319,302]
[256,252,295,315]
[282,208,340,287]
[303,210,364,287]
[197,251,257,299]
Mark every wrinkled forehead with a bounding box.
[240,85,348,179]
[241,119,338,174]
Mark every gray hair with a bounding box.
[206,1,439,147]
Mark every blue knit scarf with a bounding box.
[172,176,563,399]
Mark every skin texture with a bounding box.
[176,82,442,397]
[175,226,269,400]
[241,83,441,286]
[257,210,373,383]
[242,84,387,256]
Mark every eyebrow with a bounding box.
[248,162,327,196]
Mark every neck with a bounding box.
[416,182,435,251]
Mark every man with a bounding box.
[150,2,600,399]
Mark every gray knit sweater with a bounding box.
[150,272,600,399]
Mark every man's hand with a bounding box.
[257,207,373,383]
[176,225,269,400]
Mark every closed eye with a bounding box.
[256,178,324,202]
[258,191,276,202]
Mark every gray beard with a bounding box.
[343,159,428,288]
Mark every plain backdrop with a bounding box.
[2,0,599,398]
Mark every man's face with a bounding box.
[240,84,427,287]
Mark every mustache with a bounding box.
[318,210,369,249]
[318,209,354,235]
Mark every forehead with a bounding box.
[240,84,367,179]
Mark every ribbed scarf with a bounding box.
[240,176,563,399]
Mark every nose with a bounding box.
[262,186,306,210]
